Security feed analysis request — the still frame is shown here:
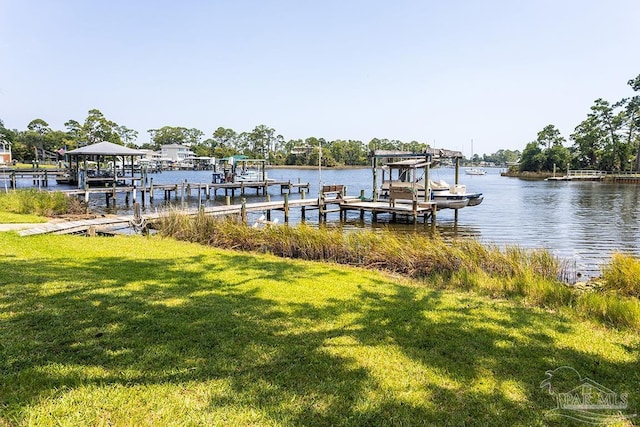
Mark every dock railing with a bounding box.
[567,170,607,178]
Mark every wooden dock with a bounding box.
[546,170,640,183]
[17,188,437,237]
[52,178,311,209]
[0,169,64,188]
[546,170,607,181]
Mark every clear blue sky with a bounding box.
[1,0,639,156]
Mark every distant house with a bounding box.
[160,144,195,163]
[0,139,11,165]
[291,145,313,155]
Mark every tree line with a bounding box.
[1,111,520,167]
[520,74,640,172]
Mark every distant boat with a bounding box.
[466,138,486,175]
[234,169,274,183]
[465,168,487,176]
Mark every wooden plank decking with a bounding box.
[17,195,436,237]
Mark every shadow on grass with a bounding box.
[0,250,638,426]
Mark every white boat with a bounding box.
[430,180,484,207]
[465,168,486,175]
[235,169,273,182]
[378,159,483,210]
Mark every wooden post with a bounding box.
[149,177,154,203]
[319,193,325,223]
[283,193,289,223]
[372,156,378,202]
[241,198,247,223]
[225,195,231,206]
[44,170,48,187]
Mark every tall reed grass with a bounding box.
[0,189,85,216]
[156,212,640,330]
[601,253,640,298]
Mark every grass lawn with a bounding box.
[0,212,46,224]
[0,233,638,426]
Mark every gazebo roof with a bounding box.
[67,141,145,156]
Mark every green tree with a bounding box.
[570,116,604,168]
[519,141,544,172]
[246,124,276,158]
[206,127,238,154]
[148,126,204,149]
[543,144,571,172]
[623,74,640,171]
[536,124,565,149]
[64,119,83,150]
[82,109,122,145]
[486,149,520,166]
[117,125,139,147]
[589,99,624,171]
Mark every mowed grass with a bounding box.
[0,211,45,224]
[0,233,638,426]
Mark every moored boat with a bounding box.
[465,168,486,175]
[430,180,484,207]
[378,158,483,210]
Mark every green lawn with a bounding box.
[0,211,46,224]
[0,233,638,426]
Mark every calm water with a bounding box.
[9,167,640,277]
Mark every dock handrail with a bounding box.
[567,170,607,177]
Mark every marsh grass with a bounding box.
[157,212,640,330]
[601,253,640,298]
[1,232,638,426]
[0,189,84,217]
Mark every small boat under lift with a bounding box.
[377,157,483,210]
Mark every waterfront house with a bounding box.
[0,139,11,165]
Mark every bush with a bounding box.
[0,189,85,216]
[601,253,640,298]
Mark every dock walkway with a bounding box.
[18,197,323,237]
[17,194,436,237]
